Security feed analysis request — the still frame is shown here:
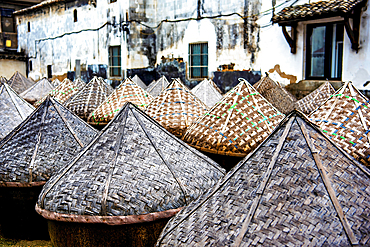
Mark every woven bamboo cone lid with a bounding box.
[0,82,35,139]
[88,78,153,126]
[309,81,370,166]
[157,110,370,246]
[295,81,336,115]
[253,75,296,114]
[7,71,35,94]
[20,78,54,104]
[146,75,170,97]
[191,79,223,108]
[146,78,208,138]
[66,76,113,120]
[34,78,85,107]
[36,102,225,225]
[183,78,284,157]
[0,97,98,187]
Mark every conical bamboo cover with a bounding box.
[295,81,336,115]
[0,83,35,139]
[20,78,54,104]
[157,111,370,246]
[7,71,35,94]
[183,79,284,156]
[0,97,97,187]
[309,81,370,166]
[66,76,113,120]
[88,78,153,125]
[36,103,225,224]
[146,79,208,137]
[254,76,296,114]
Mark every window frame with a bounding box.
[305,22,344,81]
[73,9,77,22]
[188,42,208,79]
[109,45,122,78]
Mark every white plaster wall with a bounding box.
[16,0,129,80]
[154,0,257,79]
[183,19,217,78]
[342,3,370,89]
[255,0,306,82]
[256,0,370,87]
[0,59,27,79]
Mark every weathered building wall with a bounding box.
[127,0,261,81]
[16,0,129,81]
[255,0,370,89]
[0,59,26,78]
[342,1,370,89]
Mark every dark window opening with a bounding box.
[109,46,121,77]
[189,43,208,78]
[29,61,33,71]
[73,9,77,22]
[1,8,15,33]
[47,65,52,79]
[28,21,30,32]
[306,22,344,80]
[110,0,117,3]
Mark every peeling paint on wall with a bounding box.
[268,64,297,84]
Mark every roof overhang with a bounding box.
[272,0,367,53]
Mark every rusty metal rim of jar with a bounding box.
[0,181,46,187]
[35,204,183,225]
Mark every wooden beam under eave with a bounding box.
[344,10,361,52]
[281,24,297,54]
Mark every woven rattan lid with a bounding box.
[0,83,35,139]
[157,110,370,246]
[309,81,370,166]
[66,76,112,120]
[7,71,35,94]
[191,79,223,108]
[183,79,285,157]
[295,81,336,115]
[147,75,170,97]
[0,97,98,187]
[73,78,86,88]
[51,78,61,88]
[34,78,83,107]
[0,76,7,84]
[88,78,154,125]
[20,78,54,104]
[254,76,296,114]
[36,102,225,225]
[131,74,147,90]
[146,79,208,138]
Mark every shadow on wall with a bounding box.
[128,60,261,93]
[67,65,108,83]
[213,71,261,93]
[127,60,190,88]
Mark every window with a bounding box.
[73,9,77,22]
[1,8,15,33]
[110,0,117,3]
[29,61,33,71]
[109,46,121,77]
[47,65,52,78]
[306,22,344,80]
[28,21,30,32]
[189,43,208,78]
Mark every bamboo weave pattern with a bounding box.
[309,82,370,166]
[37,103,224,223]
[157,111,370,246]
[183,79,284,157]
[146,79,208,138]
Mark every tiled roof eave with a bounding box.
[272,12,346,24]
[272,0,366,24]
